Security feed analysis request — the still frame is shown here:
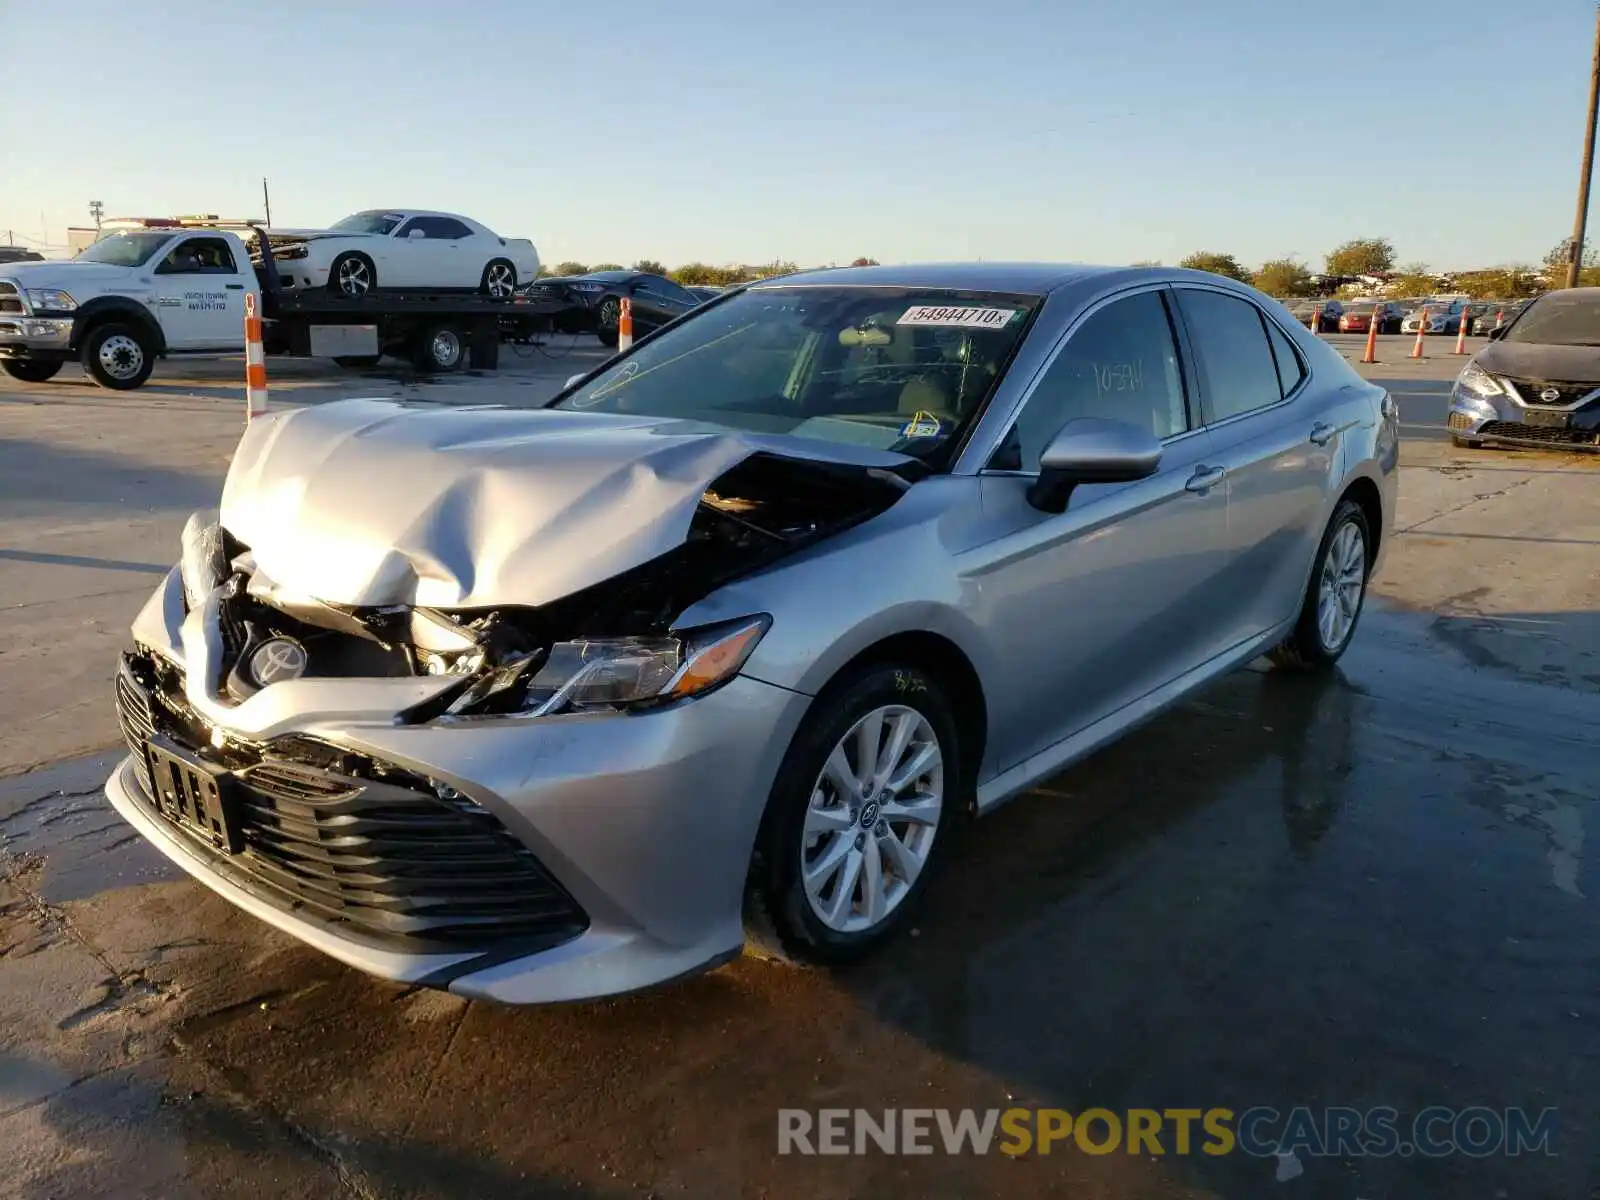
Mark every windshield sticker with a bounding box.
[899,410,946,439]
[571,360,639,407]
[898,305,1020,330]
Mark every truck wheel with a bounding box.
[333,355,381,368]
[329,252,375,298]
[413,324,464,373]
[82,323,154,390]
[595,297,621,347]
[480,260,517,301]
[1,359,63,383]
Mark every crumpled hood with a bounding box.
[220,399,912,609]
[1476,340,1600,382]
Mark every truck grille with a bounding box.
[0,282,21,315]
[113,650,589,951]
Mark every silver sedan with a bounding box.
[104,263,1399,1003]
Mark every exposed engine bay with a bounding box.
[186,451,908,723]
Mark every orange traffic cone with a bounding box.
[1361,312,1379,364]
[618,297,634,351]
[1409,307,1428,359]
[1311,304,1322,337]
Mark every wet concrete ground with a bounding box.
[2,341,1599,1198]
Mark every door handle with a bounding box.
[225,283,244,290]
[1309,422,1337,446]
[1184,464,1226,494]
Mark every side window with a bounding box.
[1004,291,1189,472]
[158,237,234,274]
[1175,290,1284,422]
[1264,320,1305,397]
[394,218,425,239]
[424,217,471,239]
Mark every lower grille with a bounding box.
[113,650,589,952]
[1479,421,1600,446]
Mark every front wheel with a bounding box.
[744,663,961,965]
[82,323,154,390]
[1268,498,1372,670]
[595,297,620,347]
[1,359,63,383]
[328,252,375,298]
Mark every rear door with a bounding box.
[630,275,700,332]
[975,286,1234,770]
[150,234,248,350]
[1172,287,1341,642]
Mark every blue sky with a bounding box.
[0,0,1590,271]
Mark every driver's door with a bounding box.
[390,217,451,287]
[151,235,247,350]
[972,287,1236,771]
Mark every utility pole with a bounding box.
[1567,4,1600,289]
[88,199,104,231]
[262,177,273,227]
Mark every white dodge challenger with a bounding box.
[264,210,540,299]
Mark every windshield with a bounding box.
[74,232,172,267]
[1503,293,1600,346]
[550,285,1040,460]
[330,211,405,235]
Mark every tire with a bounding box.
[1268,498,1372,671]
[81,322,154,390]
[595,297,620,347]
[480,259,517,301]
[743,662,963,965]
[1,359,63,383]
[328,252,375,298]
[333,355,381,368]
[413,324,464,373]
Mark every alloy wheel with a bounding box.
[337,258,372,297]
[800,705,943,934]
[1316,520,1366,652]
[485,263,515,299]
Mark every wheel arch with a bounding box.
[1339,474,1384,565]
[72,297,166,355]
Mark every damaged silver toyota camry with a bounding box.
[104,263,1398,1003]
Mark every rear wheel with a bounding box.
[1,359,63,383]
[82,323,154,390]
[412,324,464,373]
[1268,499,1371,670]
[480,259,517,300]
[744,663,961,965]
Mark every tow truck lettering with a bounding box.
[182,291,228,311]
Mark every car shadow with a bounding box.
[0,436,221,512]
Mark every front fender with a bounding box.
[72,295,166,354]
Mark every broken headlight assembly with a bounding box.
[444,614,771,720]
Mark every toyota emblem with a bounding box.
[1539,388,1562,403]
[250,637,308,686]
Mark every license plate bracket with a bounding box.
[1522,408,1572,428]
[142,737,242,853]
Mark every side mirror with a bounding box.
[1487,325,1507,340]
[564,373,586,390]
[1026,418,1162,514]
[407,228,426,239]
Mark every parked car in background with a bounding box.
[1402,300,1467,335]
[517,270,710,345]
[1448,287,1600,451]
[262,210,540,299]
[0,247,44,264]
[1287,298,1343,332]
[685,285,727,303]
[102,262,1397,1003]
[1339,302,1404,335]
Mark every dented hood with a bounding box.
[220,399,912,609]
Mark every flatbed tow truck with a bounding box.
[0,216,569,390]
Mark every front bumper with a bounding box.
[0,315,73,360]
[106,570,813,1003]
[1447,386,1600,451]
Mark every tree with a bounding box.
[1252,258,1313,297]
[633,259,667,276]
[1324,238,1396,277]
[1385,263,1436,298]
[849,257,879,267]
[550,260,588,278]
[1178,251,1251,283]
[1541,238,1600,286]
[1452,267,1541,299]
[1129,259,1162,267]
[591,262,624,272]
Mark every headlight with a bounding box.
[24,288,75,311]
[1455,362,1503,398]
[273,244,310,261]
[446,615,770,718]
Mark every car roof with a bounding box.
[748,261,1129,295]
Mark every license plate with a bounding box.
[1522,408,1571,428]
[143,737,242,853]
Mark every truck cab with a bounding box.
[0,224,258,390]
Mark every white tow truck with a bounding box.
[0,217,555,390]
